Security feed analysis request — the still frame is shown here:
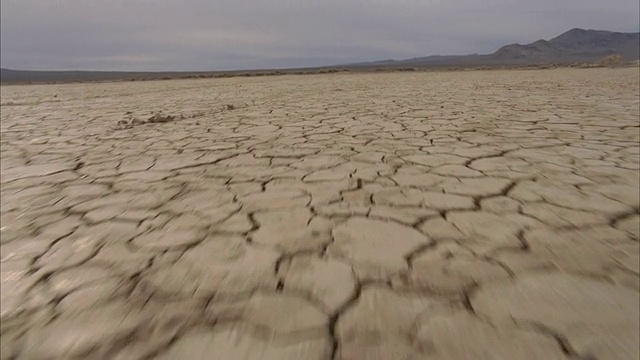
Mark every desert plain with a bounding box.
[1,67,639,359]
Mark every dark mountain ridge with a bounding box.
[347,28,639,67]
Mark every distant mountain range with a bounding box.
[346,28,639,67]
[2,28,638,84]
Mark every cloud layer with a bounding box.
[2,0,638,71]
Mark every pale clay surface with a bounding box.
[0,68,639,359]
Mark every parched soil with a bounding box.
[1,68,639,359]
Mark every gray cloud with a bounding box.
[1,0,638,71]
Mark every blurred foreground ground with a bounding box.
[1,68,639,359]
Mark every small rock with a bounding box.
[147,113,176,123]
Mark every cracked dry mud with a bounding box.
[1,68,639,360]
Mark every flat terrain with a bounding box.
[1,68,639,359]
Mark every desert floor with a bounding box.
[1,68,639,359]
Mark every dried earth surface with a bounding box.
[1,68,639,359]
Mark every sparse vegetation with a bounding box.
[598,54,625,67]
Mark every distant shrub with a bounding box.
[598,54,624,67]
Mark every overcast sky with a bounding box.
[1,0,638,71]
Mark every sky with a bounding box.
[1,0,639,71]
